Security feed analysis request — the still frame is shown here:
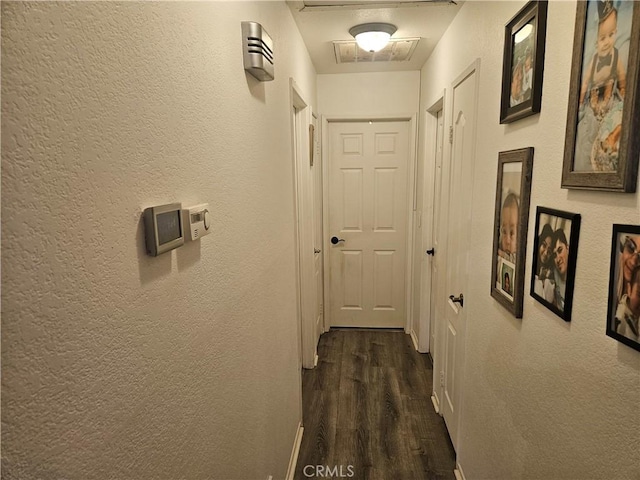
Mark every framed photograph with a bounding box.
[561,0,640,192]
[530,207,581,322]
[490,148,534,318]
[606,224,640,352]
[500,1,548,124]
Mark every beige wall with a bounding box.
[318,71,420,115]
[1,2,316,479]
[419,1,639,478]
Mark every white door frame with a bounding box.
[290,78,317,370]
[311,112,324,364]
[418,92,446,354]
[321,113,418,333]
[433,59,481,448]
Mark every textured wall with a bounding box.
[318,71,420,116]
[419,1,639,478]
[2,2,316,479]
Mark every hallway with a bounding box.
[295,330,455,480]
[3,2,639,478]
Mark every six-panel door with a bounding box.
[327,121,411,328]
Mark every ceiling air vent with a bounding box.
[333,38,420,63]
[242,21,274,81]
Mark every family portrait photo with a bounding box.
[530,208,581,321]
[607,225,640,351]
[490,148,533,318]
[500,1,547,123]
[509,21,534,108]
[562,0,640,191]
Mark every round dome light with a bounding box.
[349,23,397,53]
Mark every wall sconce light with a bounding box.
[349,22,397,53]
[242,21,274,81]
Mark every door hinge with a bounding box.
[448,126,453,144]
[440,371,445,387]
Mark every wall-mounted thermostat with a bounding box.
[144,203,184,256]
[185,203,211,241]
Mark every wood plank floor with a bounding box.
[295,329,456,480]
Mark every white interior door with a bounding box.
[327,120,410,328]
[441,63,478,452]
[312,115,325,341]
[428,108,445,356]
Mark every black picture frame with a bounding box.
[499,1,548,124]
[530,207,581,322]
[490,148,534,318]
[606,224,640,352]
[561,1,640,192]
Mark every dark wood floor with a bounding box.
[295,329,456,480]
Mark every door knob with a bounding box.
[426,248,435,256]
[449,294,464,307]
[330,236,345,245]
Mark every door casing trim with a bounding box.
[419,91,446,355]
[321,113,418,333]
[290,78,317,370]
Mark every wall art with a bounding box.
[607,224,640,351]
[490,148,534,318]
[500,1,548,124]
[530,207,581,321]
[561,0,640,192]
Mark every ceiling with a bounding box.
[286,0,463,74]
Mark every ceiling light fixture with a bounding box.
[349,23,398,53]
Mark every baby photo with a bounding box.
[496,165,523,265]
[573,0,633,172]
[491,148,533,319]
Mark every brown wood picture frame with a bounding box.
[561,1,640,192]
[500,1,548,124]
[490,148,534,318]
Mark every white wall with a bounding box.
[318,71,420,115]
[1,2,316,479]
[419,1,639,478]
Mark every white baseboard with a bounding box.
[410,330,420,351]
[430,394,440,414]
[286,422,304,480]
[454,461,466,480]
